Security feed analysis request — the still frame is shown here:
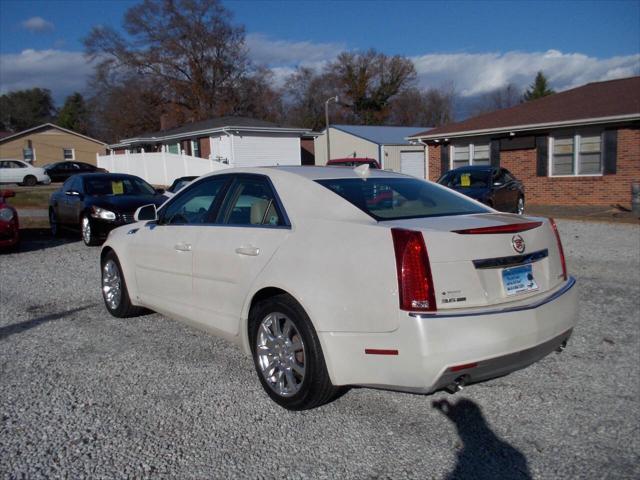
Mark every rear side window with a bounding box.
[316,177,489,221]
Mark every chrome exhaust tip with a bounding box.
[445,375,468,394]
[555,340,568,353]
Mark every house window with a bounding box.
[550,131,602,176]
[63,148,75,160]
[23,148,35,162]
[451,142,490,168]
[191,139,200,158]
[167,143,179,154]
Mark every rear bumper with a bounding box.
[319,276,578,393]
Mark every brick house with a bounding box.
[408,76,640,207]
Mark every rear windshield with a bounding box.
[85,177,156,196]
[316,177,489,220]
[438,170,490,188]
[329,160,379,168]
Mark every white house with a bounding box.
[314,125,431,178]
[99,117,312,185]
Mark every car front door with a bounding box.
[191,174,291,336]
[501,169,520,211]
[491,169,509,211]
[131,176,231,319]
[58,176,83,225]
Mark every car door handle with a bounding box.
[174,242,192,252]
[235,246,260,256]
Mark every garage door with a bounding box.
[400,151,425,178]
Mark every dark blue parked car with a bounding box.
[437,165,525,214]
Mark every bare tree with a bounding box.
[387,86,454,127]
[327,50,416,124]
[471,83,522,116]
[282,67,340,130]
[84,0,249,122]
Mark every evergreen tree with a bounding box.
[57,92,90,134]
[0,88,56,132]
[523,71,555,101]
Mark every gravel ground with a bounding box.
[1,220,638,479]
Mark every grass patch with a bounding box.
[3,185,57,209]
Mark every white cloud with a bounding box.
[0,49,94,102]
[412,50,640,97]
[21,16,54,33]
[246,33,342,67]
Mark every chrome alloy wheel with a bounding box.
[82,216,92,244]
[256,312,306,397]
[102,259,122,311]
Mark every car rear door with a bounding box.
[191,174,291,336]
[131,176,230,319]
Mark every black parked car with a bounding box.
[49,173,166,246]
[44,161,108,182]
[166,175,198,196]
[437,166,525,214]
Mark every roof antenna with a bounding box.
[354,163,370,180]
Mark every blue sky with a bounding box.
[1,0,639,110]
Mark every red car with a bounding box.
[0,190,19,249]
[327,158,381,169]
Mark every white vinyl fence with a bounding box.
[97,151,230,186]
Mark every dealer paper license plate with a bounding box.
[502,264,539,296]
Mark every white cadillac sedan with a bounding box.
[100,166,577,410]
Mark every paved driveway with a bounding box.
[0,220,638,479]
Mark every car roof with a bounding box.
[269,165,410,181]
[77,173,141,180]
[445,165,496,172]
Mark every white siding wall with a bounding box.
[314,128,379,165]
[210,134,232,163]
[231,132,301,167]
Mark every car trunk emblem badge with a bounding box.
[512,234,525,253]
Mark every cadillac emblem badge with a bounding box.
[512,234,525,254]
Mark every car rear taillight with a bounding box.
[549,218,567,281]
[391,228,436,312]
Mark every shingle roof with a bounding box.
[0,123,107,145]
[410,76,640,139]
[142,116,296,139]
[332,125,431,145]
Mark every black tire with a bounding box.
[81,214,100,246]
[49,208,59,237]
[101,250,145,318]
[249,294,339,410]
[23,175,37,186]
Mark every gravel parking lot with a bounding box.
[1,220,639,479]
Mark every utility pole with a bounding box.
[325,95,339,163]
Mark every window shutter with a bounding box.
[440,145,450,174]
[536,136,548,177]
[603,129,617,175]
[490,139,500,167]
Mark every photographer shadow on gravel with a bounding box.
[433,398,532,480]
[0,304,96,341]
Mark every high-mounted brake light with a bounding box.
[391,228,436,312]
[452,222,542,235]
[549,218,567,281]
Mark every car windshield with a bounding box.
[438,170,491,189]
[316,177,489,220]
[85,177,156,196]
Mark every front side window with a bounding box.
[551,131,602,176]
[317,177,489,221]
[161,177,228,225]
[222,177,284,227]
[63,148,74,160]
[451,142,490,168]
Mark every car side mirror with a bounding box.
[135,204,158,222]
[0,190,16,199]
[155,188,165,195]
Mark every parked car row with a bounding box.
[0,159,108,186]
